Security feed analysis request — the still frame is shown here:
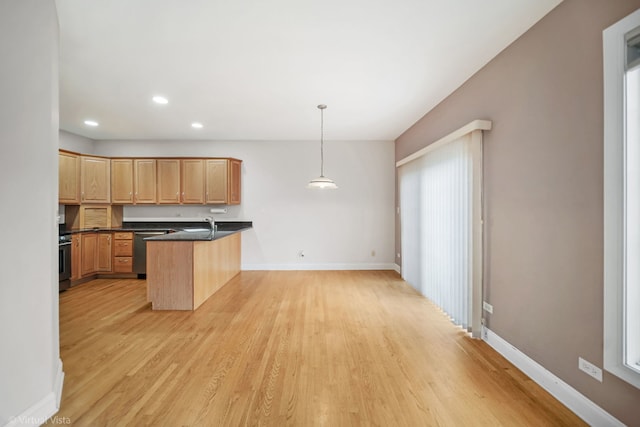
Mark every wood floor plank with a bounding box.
[55,271,586,426]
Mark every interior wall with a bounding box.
[91,139,396,270]
[0,1,61,424]
[394,0,640,424]
[59,130,95,153]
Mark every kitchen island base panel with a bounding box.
[193,234,241,309]
[146,233,241,310]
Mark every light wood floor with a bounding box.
[57,271,586,426]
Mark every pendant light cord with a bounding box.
[320,106,324,177]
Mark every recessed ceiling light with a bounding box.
[84,120,99,126]
[152,96,168,104]
[191,122,203,129]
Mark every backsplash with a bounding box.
[122,204,244,221]
[58,204,244,225]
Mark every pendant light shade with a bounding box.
[308,104,338,189]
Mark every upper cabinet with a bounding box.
[81,155,111,203]
[228,159,242,205]
[205,158,241,205]
[181,159,205,204]
[111,158,133,204]
[111,158,157,204]
[59,151,81,204]
[157,159,181,204]
[60,151,241,206]
[205,159,227,204]
[134,159,157,204]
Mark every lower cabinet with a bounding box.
[113,232,133,273]
[79,232,112,277]
[69,231,135,280]
[97,233,112,272]
[80,233,98,277]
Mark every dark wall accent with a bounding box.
[394,1,640,424]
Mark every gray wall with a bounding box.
[91,139,396,270]
[59,130,95,153]
[0,0,61,424]
[395,1,640,425]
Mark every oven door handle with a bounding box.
[59,242,72,246]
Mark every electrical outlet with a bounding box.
[578,357,603,382]
[298,250,305,258]
[483,301,493,314]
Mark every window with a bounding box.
[603,8,640,389]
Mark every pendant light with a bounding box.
[308,104,338,189]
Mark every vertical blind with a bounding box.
[399,133,474,330]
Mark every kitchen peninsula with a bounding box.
[145,221,252,310]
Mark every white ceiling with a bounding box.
[56,0,562,142]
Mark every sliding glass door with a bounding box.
[398,128,484,337]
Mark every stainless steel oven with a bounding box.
[59,234,72,291]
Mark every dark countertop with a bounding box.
[144,222,252,242]
[59,221,253,238]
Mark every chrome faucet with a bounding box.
[205,216,217,233]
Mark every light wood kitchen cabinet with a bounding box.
[59,151,81,204]
[111,159,133,204]
[97,233,112,273]
[205,159,241,205]
[60,150,243,207]
[64,204,123,230]
[81,155,111,203]
[181,159,205,204]
[71,234,81,281]
[113,232,133,273]
[80,232,98,277]
[205,159,227,204]
[228,159,242,205]
[134,159,157,204]
[157,159,181,204]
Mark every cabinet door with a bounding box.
[97,233,112,272]
[59,151,81,204]
[111,159,133,204]
[181,159,205,204]
[80,233,98,277]
[134,159,157,204]
[81,156,111,203]
[228,159,242,205]
[205,159,228,204]
[157,159,181,204]
[71,234,81,281]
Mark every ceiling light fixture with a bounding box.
[152,95,168,104]
[84,120,98,126]
[191,122,203,129]
[308,104,338,190]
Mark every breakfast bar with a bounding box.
[145,222,252,310]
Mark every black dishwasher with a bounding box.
[133,231,167,276]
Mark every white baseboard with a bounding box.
[241,263,397,271]
[483,327,623,427]
[393,263,401,274]
[54,358,64,409]
[5,359,64,427]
